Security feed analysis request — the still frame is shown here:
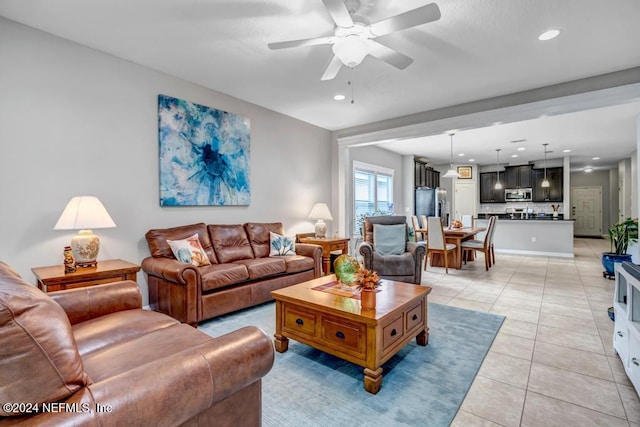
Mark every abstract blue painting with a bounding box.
[158,94,250,206]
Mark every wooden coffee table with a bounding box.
[271,275,431,394]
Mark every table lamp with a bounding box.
[308,202,333,238]
[54,196,116,267]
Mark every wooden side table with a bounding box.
[300,236,350,275]
[32,259,141,293]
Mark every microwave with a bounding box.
[505,188,532,202]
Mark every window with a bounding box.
[353,161,394,232]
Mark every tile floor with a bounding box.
[420,238,640,426]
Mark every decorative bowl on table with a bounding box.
[333,254,361,289]
[451,220,463,229]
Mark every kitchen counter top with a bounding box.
[476,214,570,221]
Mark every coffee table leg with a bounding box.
[274,333,289,353]
[416,327,429,346]
[363,367,383,394]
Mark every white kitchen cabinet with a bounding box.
[613,262,640,394]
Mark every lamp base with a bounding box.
[314,220,327,238]
[71,229,100,268]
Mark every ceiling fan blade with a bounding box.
[370,3,441,37]
[268,36,333,50]
[321,55,343,81]
[322,0,354,28]
[369,41,413,69]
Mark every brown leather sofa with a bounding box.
[0,262,274,426]
[143,222,322,326]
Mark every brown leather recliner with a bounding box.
[0,262,274,426]
[359,215,426,284]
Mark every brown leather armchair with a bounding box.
[358,215,426,284]
[0,261,274,426]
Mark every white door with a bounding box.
[454,180,476,222]
[571,186,602,237]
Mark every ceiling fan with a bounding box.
[267,0,441,80]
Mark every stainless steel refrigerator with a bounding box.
[415,187,448,225]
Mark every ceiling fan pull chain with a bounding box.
[349,80,355,104]
[349,67,355,104]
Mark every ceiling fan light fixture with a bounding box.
[332,35,369,68]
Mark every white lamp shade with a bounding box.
[54,196,116,230]
[308,203,333,221]
[332,36,369,68]
[442,169,460,178]
[308,203,332,238]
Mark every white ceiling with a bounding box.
[2,0,640,169]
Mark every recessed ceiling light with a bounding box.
[333,94,345,101]
[592,157,600,160]
[468,158,475,162]
[517,147,526,151]
[539,29,561,41]
[458,153,465,157]
[511,154,518,158]
[584,166,593,173]
[563,149,571,153]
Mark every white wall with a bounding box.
[0,18,332,304]
[571,169,612,232]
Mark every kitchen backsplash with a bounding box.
[479,202,562,215]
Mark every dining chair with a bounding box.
[488,216,497,266]
[460,216,496,271]
[425,217,457,274]
[461,214,474,228]
[420,215,428,230]
[411,215,424,242]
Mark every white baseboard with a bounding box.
[494,248,575,258]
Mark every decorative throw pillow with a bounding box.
[167,233,211,266]
[269,232,296,256]
[373,224,406,255]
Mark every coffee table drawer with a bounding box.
[321,316,365,357]
[382,315,405,350]
[283,305,318,338]
[406,302,424,331]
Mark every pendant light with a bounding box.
[442,133,460,178]
[494,149,503,190]
[541,143,550,187]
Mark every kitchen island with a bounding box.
[475,217,574,258]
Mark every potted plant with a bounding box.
[602,217,638,278]
[354,269,380,309]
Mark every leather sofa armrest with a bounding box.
[141,256,200,285]
[91,325,274,425]
[49,281,142,325]
[294,243,323,278]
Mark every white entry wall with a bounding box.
[454,180,477,222]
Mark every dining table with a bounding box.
[415,226,487,270]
